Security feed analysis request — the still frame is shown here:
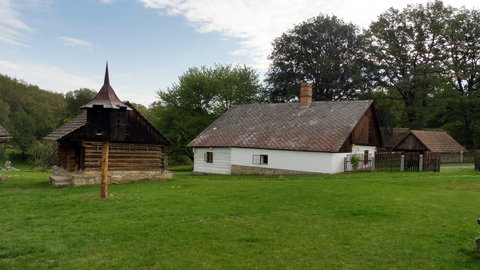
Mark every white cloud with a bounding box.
[0,60,98,93]
[138,0,478,70]
[0,0,32,46]
[58,36,94,50]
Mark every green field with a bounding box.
[1,169,480,269]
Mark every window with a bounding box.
[204,152,213,163]
[252,154,268,165]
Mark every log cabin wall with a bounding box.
[83,141,166,171]
[58,141,82,171]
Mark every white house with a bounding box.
[188,83,383,174]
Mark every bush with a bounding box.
[350,155,361,171]
[26,141,58,169]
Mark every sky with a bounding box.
[0,0,478,106]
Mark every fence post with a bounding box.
[371,154,375,172]
[419,154,423,172]
[400,155,405,172]
[344,157,347,172]
[460,151,464,163]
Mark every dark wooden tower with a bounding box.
[81,64,131,142]
[45,64,172,188]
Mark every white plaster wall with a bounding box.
[230,148,349,174]
[351,145,377,155]
[193,147,232,174]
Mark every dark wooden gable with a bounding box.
[339,105,383,152]
[123,103,171,145]
[393,133,428,152]
[57,107,170,145]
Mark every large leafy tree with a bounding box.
[439,7,480,148]
[0,74,66,154]
[265,14,370,102]
[64,88,97,118]
[366,1,450,129]
[152,64,262,163]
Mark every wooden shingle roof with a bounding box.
[188,100,374,152]
[81,64,130,110]
[393,130,465,152]
[411,130,465,152]
[43,112,87,141]
[0,124,11,139]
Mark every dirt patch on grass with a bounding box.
[84,194,128,200]
[435,183,480,190]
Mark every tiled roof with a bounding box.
[81,64,130,110]
[43,112,87,141]
[410,130,465,152]
[0,125,11,139]
[188,100,373,152]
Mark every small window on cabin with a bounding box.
[252,155,268,165]
[204,152,213,163]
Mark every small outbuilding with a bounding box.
[188,83,383,175]
[45,65,172,186]
[0,125,11,142]
[392,130,465,153]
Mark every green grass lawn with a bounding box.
[1,169,480,269]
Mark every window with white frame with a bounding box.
[252,154,268,165]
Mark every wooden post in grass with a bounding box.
[100,140,109,199]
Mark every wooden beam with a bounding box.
[100,140,109,199]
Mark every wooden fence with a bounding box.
[375,152,401,172]
[424,152,441,172]
[438,151,474,163]
[345,151,440,173]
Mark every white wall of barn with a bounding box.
[230,148,349,174]
[192,145,377,175]
[193,147,232,174]
[351,145,377,155]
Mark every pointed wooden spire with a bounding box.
[104,62,110,85]
[81,63,131,110]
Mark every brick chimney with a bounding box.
[300,82,313,107]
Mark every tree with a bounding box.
[65,88,97,118]
[0,74,66,156]
[439,7,480,149]
[366,1,450,129]
[152,64,262,164]
[265,14,370,102]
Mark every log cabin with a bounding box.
[45,65,172,186]
[188,83,383,174]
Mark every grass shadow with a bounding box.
[458,247,480,263]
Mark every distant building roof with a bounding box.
[81,64,130,110]
[43,112,87,141]
[380,127,410,149]
[393,130,465,152]
[188,100,375,152]
[0,124,11,140]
